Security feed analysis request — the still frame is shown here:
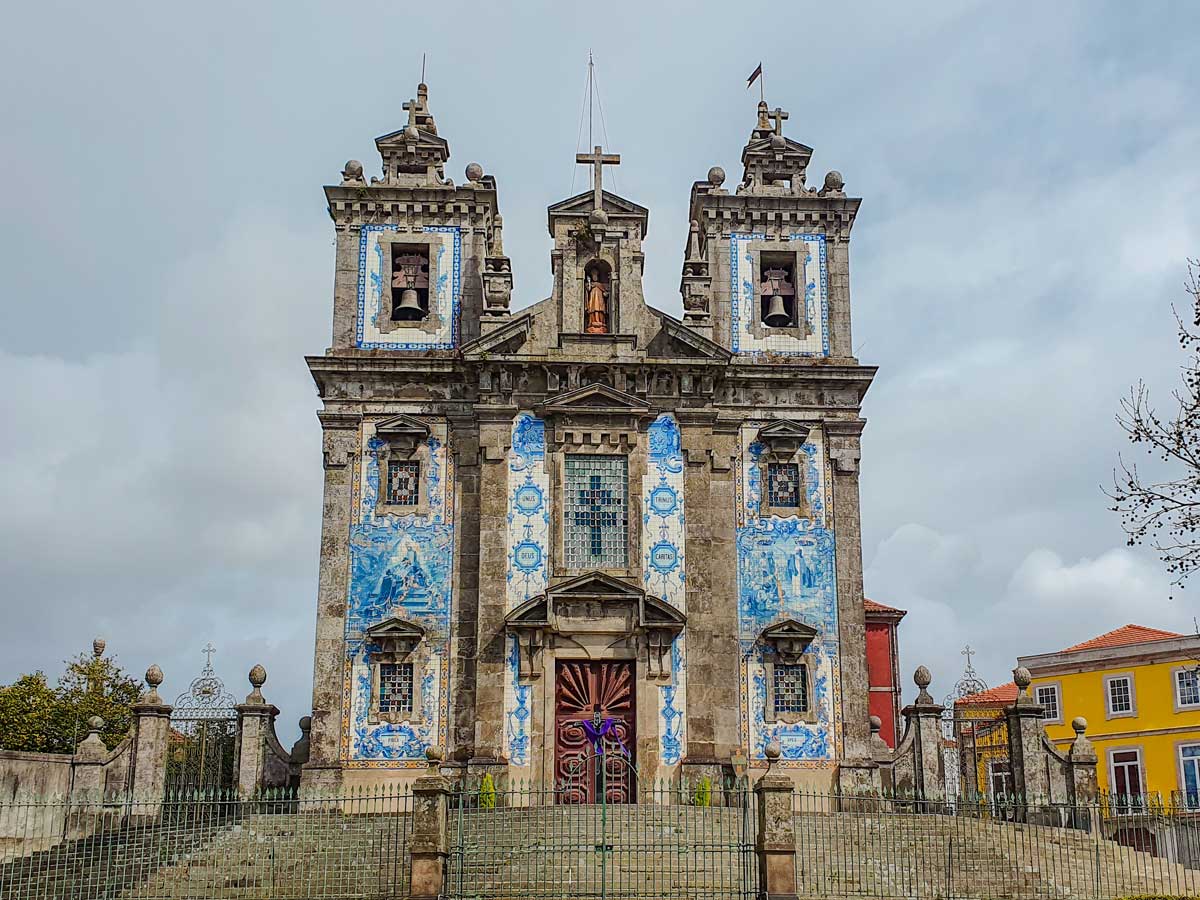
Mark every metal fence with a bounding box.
[793,788,1200,899]
[0,788,412,900]
[446,775,758,900]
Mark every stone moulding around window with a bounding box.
[1035,680,1063,725]
[1173,665,1200,713]
[372,414,433,519]
[363,617,426,726]
[755,420,815,519]
[761,618,819,725]
[374,232,446,338]
[1104,672,1138,721]
[744,239,812,342]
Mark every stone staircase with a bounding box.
[795,810,1200,898]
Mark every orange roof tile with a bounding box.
[1062,624,1183,653]
[863,598,907,616]
[954,682,1017,707]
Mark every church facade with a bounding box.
[303,82,877,794]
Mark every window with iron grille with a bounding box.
[1036,684,1060,721]
[378,662,414,715]
[773,663,809,714]
[564,455,628,569]
[386,460,420,506]
[766,463,802,509]
[1178,670,1200,708]
[1107,675,1133,715]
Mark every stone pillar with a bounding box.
[67,716,109,838]
[235,665,280,798]
[129,665,173,813]
[755,753,798,900]
[409,774,451,900]
[1005,666,1051,820]
[1067,715,1099,830]
[303,417,357,795]
[449,421,481,759]
[903,666,946,810]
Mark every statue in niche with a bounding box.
[584,262,610,334]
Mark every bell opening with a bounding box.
[759,252,797,328]
[390,244,431,321]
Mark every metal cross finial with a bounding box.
[768,107,789,135]
[201,643,216,670]
[961,644,976,672]
[575,145,620,212]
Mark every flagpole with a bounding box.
[760,67,764,103]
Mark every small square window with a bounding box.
[1036,684,1060,721]
[1179,670,1200,708]
[773,663,809,714]
[767,463,801,508]
[386,460,420,506]
[379,662,414,715]
[1107,676,1133,715]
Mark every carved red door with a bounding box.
[554,660,636,804]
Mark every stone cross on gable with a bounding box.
[575,145,620,212]
[402,97,419,128]
[769,107,789,135]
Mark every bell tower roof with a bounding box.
[738,100,814,196]
[373,82,453,187]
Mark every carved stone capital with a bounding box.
[322,429,359,470]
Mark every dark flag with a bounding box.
[746,63,762,88]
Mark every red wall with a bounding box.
[865,620,900,748]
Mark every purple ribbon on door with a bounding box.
[581,717,630,758]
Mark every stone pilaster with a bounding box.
[755,763,799,900]
[409,775,451,900]
[473,421,511,761]
[302,418,357,795]
[129,665,172,812]
[235,664,279,798]
[450,421,481,758]
[1005,666,1051,818]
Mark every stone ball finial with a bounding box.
[824,170,845,192]
[914,666,932,689]
[425,746,445,769]
[299,715,312,732]
[465,162,484,183]
[770,132,786,149]
[1072,716,1088,735]
[87,715,104,732]
[764,740,781,761]
[1013,666,1032,690]
[868,715,882,734]
[249,664,267,689]
[589,208,609,227]
[707,166,725,188]
[341,160,364,184]
[145,664,163,688]
[92,638,106,658]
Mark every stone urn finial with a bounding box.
[75,715,107,761]
[87,715,104,734]
[868,714,882,735]
[144,664,164,703]
[1013,666,1032,695]
[465,162,483,184]
[425,745,445,771]
[707,166,725,189]
[92,638,106,658]
[247,664,267,704]
[764,740,781,772]
[1072,716,1087,736]
[914,665,934,704]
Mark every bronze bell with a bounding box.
[763,294,791,327]
[394,288,424,319]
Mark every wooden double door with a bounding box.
[554,660,636,803]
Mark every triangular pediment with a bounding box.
[762,618,818,643]
[505,596,549,627]
[548,571,644,601]
[460,313,533,359]
[364,617,426,641]
[375,414,431,440]
[540,383,649,417]
[757,419,814,444]
[654,314,733,362]
[375,128,449,154]
[742,136,813,158]
[548,189,648,218]
[644,595,686,627]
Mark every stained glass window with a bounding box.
[564,455,628,569]
[767,463,801,508]
[386,460,420,506]
[378,662,414,715]
[773,663,809,714]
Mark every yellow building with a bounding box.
[1019,624,1200,805]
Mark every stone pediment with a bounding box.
[375,127,449,155]
[548,571,645,602]
[756,419,814,458]
[548,189,648,219]
[374,414,431,448]
[742,135,813,158]
[364,616,425,659]
[460,312,532,358]
[654,314,732,362]
[540,383,650,417]
[762,618,818,665]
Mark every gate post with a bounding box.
[754,760,798,900]
[130,665,173,815]
[235,664,279,797]
[410,773,451,900]
[1005,667,1050,823]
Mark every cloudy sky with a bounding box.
[2,1,1199,738]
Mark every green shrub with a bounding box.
[693,776,712,807]
[479,773,497,810]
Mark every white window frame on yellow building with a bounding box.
[1176,740,1200,810]
[1035,680,1062,724]
[1104,672,1137,720]
[1173,666,1200,712]
[1106,744,1147,806]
